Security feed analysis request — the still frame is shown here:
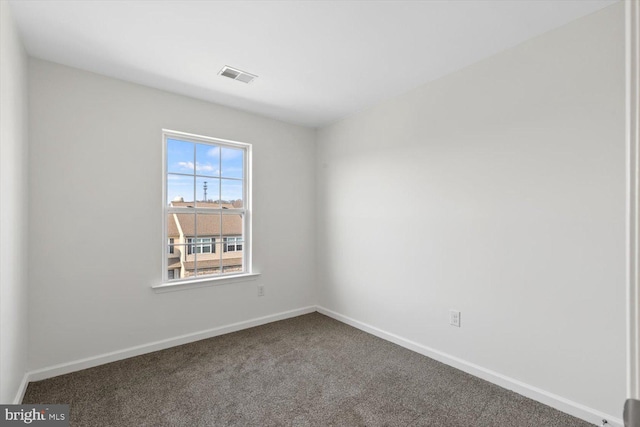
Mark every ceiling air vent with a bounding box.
[218,66,257,84]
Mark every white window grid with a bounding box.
[162,129,252,282]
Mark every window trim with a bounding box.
[160,129,253,287]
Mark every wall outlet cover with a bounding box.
[450,310,461,327]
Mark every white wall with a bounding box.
[317,2,625,419]
[27,59,316,371]
[0,0,29,403]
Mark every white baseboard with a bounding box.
[17,305,622,427]
[316,306,622,427]
[13,372,30,404]
[25,306,316,384]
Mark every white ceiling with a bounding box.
[9,0,617,127]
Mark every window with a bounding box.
[224,236,242,252]
[163,130,251,282]
[187,237,215,254]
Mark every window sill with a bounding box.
[152,272,261,293]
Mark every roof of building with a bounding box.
[168,215,180,238]
[167,258,182,269]
[183,257,243,270]
[168,214,242,237]
[167,201,243,238]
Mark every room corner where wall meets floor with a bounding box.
[25,54,317,375]
[22,312,601,427]
[315,1,626,424]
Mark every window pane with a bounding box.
[221,179,243,207]
[167,244,185,280]
[221,215,242,241]
[214,240,224,265]
[196,177,219,206]
[167,174,194,205]
[222,262,243,274]
[195,256,221,277]
[167,139,194,174]
[187,237,215,254]
[197,237,212,253]
[173,213,195,254]
[222,213,244,273]
[195,213,221,240]
[196,143,220,177]
[167,244,184,258]
[167,214,179,246]
[221,147,243,179]
[194,214,220,276]
[223,236,242,253]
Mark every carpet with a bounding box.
[23,312,592,426]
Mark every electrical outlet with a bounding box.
[450,310,461,327]
[257,284,265,297]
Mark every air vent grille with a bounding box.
[218,66,257,84]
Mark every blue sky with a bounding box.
[167,138,243,204]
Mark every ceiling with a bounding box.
[9,0,617,127]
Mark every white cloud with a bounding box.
[177,161,195,171]
[196,163,215,172]
[221,148,242,160]
[177,161,217,173]
[207,147,219,158]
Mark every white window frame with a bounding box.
[157,129,257,290]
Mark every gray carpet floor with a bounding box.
[23,312,592,427]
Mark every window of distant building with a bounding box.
[163,130,251,283]
[224,236,242,252]
[187,237,215,254]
